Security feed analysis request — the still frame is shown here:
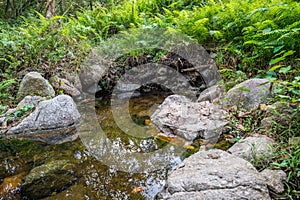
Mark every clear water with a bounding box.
[0,91,200,200]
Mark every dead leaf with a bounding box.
[131,186,145,194]
[260,104,268,111]
[0,172,26,199]
[145,119,151,126]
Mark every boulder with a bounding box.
[21,160,76,199]
[17,72,55,98]
[157,149,270,200]
[260,169,287,194]
[151,95,228,141]
[222,78,271,110]
[228,135,275,162]
[7,95,81,144]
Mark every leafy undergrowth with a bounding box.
[0,0,299,197]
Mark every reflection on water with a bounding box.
[0,91,199,200]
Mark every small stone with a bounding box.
[197,84,224,103]
[50,76,82,98]
[260,169,287,194]
[228,135,275,162]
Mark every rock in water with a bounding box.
[21,160,76,199]
[8,95,81,144]
[157,149,271,200]
[222,78,271,110]
[17,72,55,98]
[151,95,228,141]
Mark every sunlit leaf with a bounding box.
[131,186,145,193]
[279,65,291,74]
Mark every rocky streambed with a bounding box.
[0,42,289,199]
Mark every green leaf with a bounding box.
[238,87,251,92]
[279,65,291,74]
[273,45,284,53]
[269,57,285,65]
[269,65,284,72]
[290,88,300,95]
[283,50,295,57]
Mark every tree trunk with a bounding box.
[45,0,55,18]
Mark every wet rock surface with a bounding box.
[17,72,55,98]
[42,184,96,200]
[222,78,271,110]
[7,95,81,144]
[228,134,275,162]
[21,160,76,199]
[157,149,271,200]
[151,95,228,141]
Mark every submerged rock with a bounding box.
[222,78,271,110]
[157,149,271,200]
[151,95,228,141]
[17,72,55,98]
[21,160,76,199]
[7,95,81,144]
[228,134,275,162]
[0,172,26,200]
[42,184,96,200]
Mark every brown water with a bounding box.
[0,91,203,200]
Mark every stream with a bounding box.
[0,91,208,200]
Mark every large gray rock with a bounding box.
[17,72,55,98]
[21,160,76,199]
[7,95,81,144]
[157,149,271,200]
[228,135,275,162]
[151,95,228,141]
[222,78,271,110]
